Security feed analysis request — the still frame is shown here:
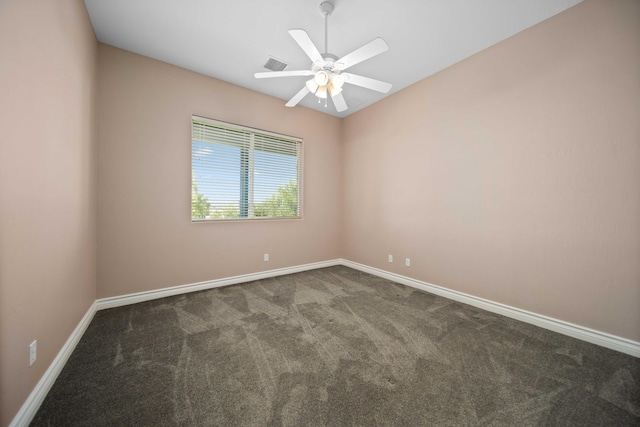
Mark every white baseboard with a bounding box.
[340,259,640,358]
[96,259,341,310]
[12,258,639,426]
[9,302,97,427]
[97,257,640,357]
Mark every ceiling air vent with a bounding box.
[263,56,288,72]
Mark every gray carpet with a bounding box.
[32,266,639,426]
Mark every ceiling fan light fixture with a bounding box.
[254,0,391,113]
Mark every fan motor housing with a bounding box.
[312,53,339,73]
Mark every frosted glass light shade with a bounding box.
[316,85,328,98]
[314,71,329,86]
[305,78,318,93]
[330,73,344,90]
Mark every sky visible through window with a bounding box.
[192,140,297,207]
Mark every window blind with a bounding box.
[191,116,302,221]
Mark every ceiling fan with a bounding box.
[254,0,392,113]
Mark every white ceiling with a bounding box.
[84,0,582,118]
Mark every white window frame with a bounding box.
[191,116,303,222]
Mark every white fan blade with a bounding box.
[331,91,348,112]
[288,29,323,64]
[285,86,310,107]
[255,70,313,79]
[342,73,392,93]
[335,38,389,71]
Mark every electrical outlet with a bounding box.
[405,258,411,267]
[388,254,393,263]
[29,340,37,366]
[264,253,269,262]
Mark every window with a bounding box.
[191,116,302,221]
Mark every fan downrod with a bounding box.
[319,1,335,55]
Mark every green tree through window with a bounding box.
[254,181,298,217]
[209,204,240,219]
[191,179,210,219]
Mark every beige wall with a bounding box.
[97,45,343,298]
[342,0,640,342]
[2,0,638,423]
[0,0,97,424]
